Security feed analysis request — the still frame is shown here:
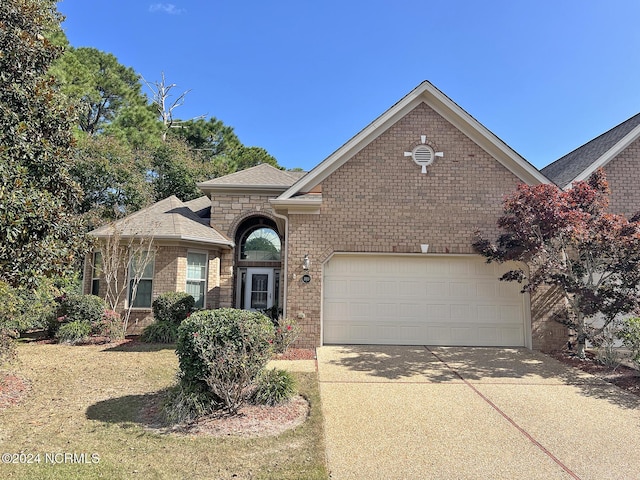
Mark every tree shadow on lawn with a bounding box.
[322,345,640,410]
[86,388,170,429]
[103,338,176,353]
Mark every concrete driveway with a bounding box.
[317,346,640,480]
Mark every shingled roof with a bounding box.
[90,196,233,247]
[542,113,640,188]
[198,164,306,190]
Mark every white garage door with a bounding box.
[323,255,527,346]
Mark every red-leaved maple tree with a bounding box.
[473,169,640,358]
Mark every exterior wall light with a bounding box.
[302,254,310,270]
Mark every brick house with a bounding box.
[87,80,639,352]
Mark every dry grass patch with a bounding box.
[0,340,327,479]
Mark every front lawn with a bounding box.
[0,340,327,479]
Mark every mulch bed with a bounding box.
[0,373,30,408]
[274,348,316,360]
[550,350,640,396]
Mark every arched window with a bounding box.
[240,227,281,261]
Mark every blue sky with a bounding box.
[56,0,640,171]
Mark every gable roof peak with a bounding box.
[198,163,305,189]
[278,80,548,199]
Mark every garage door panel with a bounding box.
[427,326,452,344]
[425,281,447,298]
[376,280,397,296]
[450,282,474,298]
[427,304,449,320]
[450,304,470,322]
[399,303,423,318]
[377,303,397,317]
[399,280,424,297]
[500,305,521,322]
[477,305,498,321]
[323,255,526,347]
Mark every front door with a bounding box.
[244,268,274,311]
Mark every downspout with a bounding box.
[273,209,289,319]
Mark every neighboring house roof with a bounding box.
[183,195,211,219]
[90,196,233,248]
[197,164,306,195]
[541,113,640,188]
[278,80,549,200]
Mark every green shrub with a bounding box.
[163,383,220,424]
[272,317,301,354]
[49,294,107,337]
[140,321,178,344]
[91,309,125,341]
[619,317,640,367]
[176,308,274,414]
[152,292,195,325]
[251,368,297,406]
[55,320,92,344]
[0,280,58,333]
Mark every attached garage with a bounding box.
[322,254,529,347]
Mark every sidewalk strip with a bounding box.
[426,346,582,480]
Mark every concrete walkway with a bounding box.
[317,346,640,480]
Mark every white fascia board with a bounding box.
[89,233,234,248]
[198,184,290,196]
[424,86,550,186]
[269,197,322,214]
[279,84,427,199]
[568,123,640,188]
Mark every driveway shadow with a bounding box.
[318,345,460,383]
[319,345,640,410]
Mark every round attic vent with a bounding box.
[403,135,444,173]
[412,145,434,167]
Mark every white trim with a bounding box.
[279,81,549,200]
[270,197,322,214]
[566,123,640,188]
[245,267,275,311]
[186,250,209,309]
[127,252,155,309]
[272,210,289,319]
[91,251,102,296]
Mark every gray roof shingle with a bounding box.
[90,196,232,247]
[198,164,306,188]
[542,113,640,187]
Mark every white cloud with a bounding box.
[148,3,185,15]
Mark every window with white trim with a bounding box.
[186,252,207,308]
[91,251,102,296]
[128,253,155,308]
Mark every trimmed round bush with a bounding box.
[140,321,179,344]
[251,368,297,406]
[175,308,274,413]
[152,292,195,325]
[55,320,91,344]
